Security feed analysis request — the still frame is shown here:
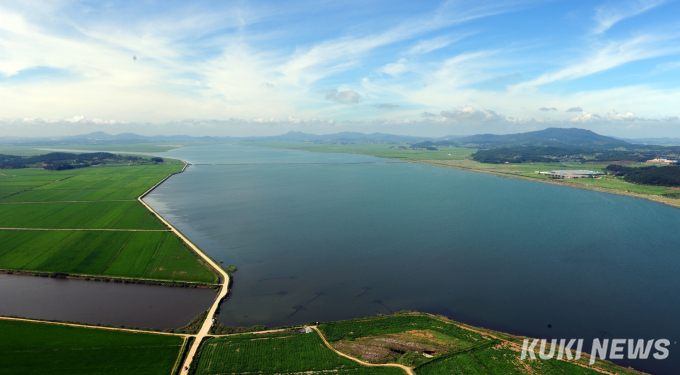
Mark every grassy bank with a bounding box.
[320,312,646,375]
[0,319,183,375]
[0,158,217,283]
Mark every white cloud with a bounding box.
[92,118,119,124]
[65,115,87,123]
[407,34,466,55]
[593,0,667,34]
[569,109,638,123]
[278,1,520,85]
[654,60,680,72]
[512,34,680,90]
[606,109,636,121]
[440,106,506,123]
[569,112,601,123]
[252,117,282,123]
[0,1,678,137]
[379,59,408,76]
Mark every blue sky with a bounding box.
[1,0,679,137]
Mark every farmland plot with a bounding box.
[192,332,404,375]
[0,319,182,375]
[320,313,645,375]
[0,159,216,283]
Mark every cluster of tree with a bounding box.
[0,152,140,169]
[604,164,633,176]
[471,145,677,165]
[593,151,656,162]
[605,164,680,187]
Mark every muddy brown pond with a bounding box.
[0,274,215,329]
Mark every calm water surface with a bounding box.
[145,144,680,374]
[0,274,216,329]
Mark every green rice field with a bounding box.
[0,319,183,375]
[0,201,165,229]
[0,230,215,281]
[191,331,404,375]
[0,160,217,283]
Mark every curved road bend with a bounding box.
[311,326,414,375]
[137,161,231,375]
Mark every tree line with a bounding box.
[471,146,672,164]
[605,164,680,187]
[0,152,141,170]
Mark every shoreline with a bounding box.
[418,159,680,210]
[238,142,680,210]
[137,159,231,375]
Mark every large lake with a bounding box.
[145,144,680,374]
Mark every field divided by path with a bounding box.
[0,319,183,375]
[317,313,646,375]
[0,162,216,283]
[190,331,405,375]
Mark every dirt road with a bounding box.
[137,161,231,375]
[311,326,414,375]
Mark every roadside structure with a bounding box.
[537,170,603,179]
[646,158,679,165]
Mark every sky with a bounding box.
[1,0,680,138]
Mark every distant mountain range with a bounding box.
[0,128,668,149]
[0,131,430,146]
[616,137,680,145]
[413,128,629,148]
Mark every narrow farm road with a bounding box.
[137,162,231,375]
[0,200,137,204]
[311,326,415,375]
[0,227,168,231]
